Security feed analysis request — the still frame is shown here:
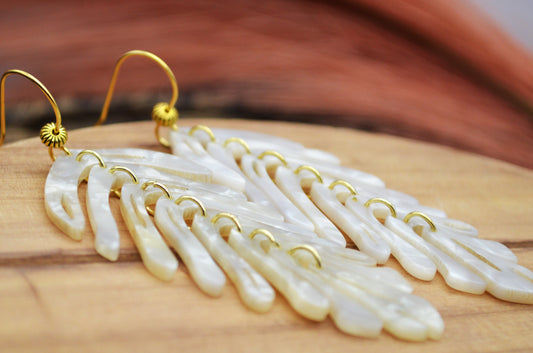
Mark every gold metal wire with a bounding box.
[294,165,324,183]
[1,69,70,160]
[108,165,139,198]
[96,50,179,147]
[141,180,172,216]
[76,149,106,168]
[403,211,437,232]
[97,50,178,125]
[249,228,281,248]
[154,123,177,148]
[188,124,216,142]
[141,180,172,199]
[223,137,251,154]
[328,179,357,199]
[175,195,207,217]
[287,244,323,269]
[109,165,139,184]
[364,197,397,218]
[257,150,288,167]
[211,212,243,233]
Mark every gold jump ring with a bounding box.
[175,195,207,217]
[109,165,139,184]
[403,211,437,232]
[364,197,397,218]
[294,165,323,184]
[329,180,357,201]
[223,137,251,154]
[141,180,172,199]
[211,212,242,233]
[249,229,281,248]
[188,124,216,142]
[76,150,106,168]
[257,150,288,167]
[287,244,323,269]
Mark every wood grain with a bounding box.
[0,119,532,352]
[1,0,532,168]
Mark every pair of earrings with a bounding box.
[1,50,531,343]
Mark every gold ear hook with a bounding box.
[1,69,70,160]
[96,50,179,148]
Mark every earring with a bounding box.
[2,49,531,342]
[151,101,533,305]
[1,61,444,341]
[88,49,531,328]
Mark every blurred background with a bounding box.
[1,0,532,168]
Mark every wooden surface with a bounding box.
[1,0,533,168]
[0,119,532,352]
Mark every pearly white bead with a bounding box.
[239,154,315,231]
[310,182,391,263]
[190,217,275,312]
[44,154,91,241]
[274,168,346,246]
[228,231,330,321]
[346,199,437,281]
[169,131,246,191]
[385,217,487,294]
[119,183,178,281]
[154,198,226,297]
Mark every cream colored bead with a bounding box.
[191,217,275,312]
[275,168,346,246]
[119,183,178,281]
[154,198,226,297]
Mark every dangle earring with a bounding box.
[0,54,444,341]
[91,50,533,306]
[3,49,532,342]
[151,95,533,305]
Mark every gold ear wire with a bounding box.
[96,50,179,147]
[1,69,70,160]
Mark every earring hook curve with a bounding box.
[0,69,70,160]
[96,50,179,147]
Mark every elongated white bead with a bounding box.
[44,155,93,241]
[385,217,487,294]
[310,182,391,263]
[275,168,346,246]
[228,232,330,321]
[119,184,178,281]
[154,198,226,297]
[190,217,275,312]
